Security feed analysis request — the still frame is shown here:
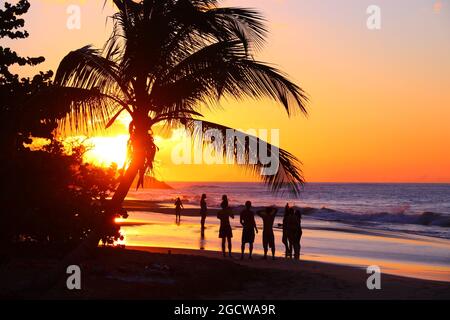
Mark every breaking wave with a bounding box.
[300,207,450,228]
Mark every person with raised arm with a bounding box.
[257,207,278,260]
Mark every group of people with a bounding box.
[174,195,303,260]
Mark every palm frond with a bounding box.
[54,45,130,101]
[184,119,304,196]
[151,110,203,124]
[29,86,122,134]
[231,58,308,116]
[152,40,308,116]
[107,1,268,87]
[204,7,267,52]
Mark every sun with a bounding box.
[84,135,129,168]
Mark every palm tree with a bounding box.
[48,0,308,240]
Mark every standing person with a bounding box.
[294,210,303,260]
[240,201,258,260]
[257,207,278,260]
[174,197,183,222]
[220,194,229,210]
[286,208,300,260]
[218,195,234,257]
[200,194,207,235]
[282,203,291,258]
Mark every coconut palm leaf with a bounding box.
[203,7,267,52]
[184,119,304,196]
[54,45,130,102]
[28,86,123,133]
[106,0,268,85]
[152,40,308,116]
[51,45,134,134]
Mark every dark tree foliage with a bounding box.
[0,0,45,74]
[1,141,121,249]
[0,1,125,253]
[0,0,56,156]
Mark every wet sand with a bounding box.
[120,200,450,282]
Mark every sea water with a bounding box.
[122,183,450,281]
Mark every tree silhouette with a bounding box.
[31,1,310,270]
[0,0,58,157]
[0,1,122,252]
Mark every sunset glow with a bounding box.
[83,135,129,168]
[9,0,450,183]
[2,0,449,303]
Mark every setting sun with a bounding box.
[84,135,129,168]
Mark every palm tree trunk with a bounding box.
[110,158,140,208]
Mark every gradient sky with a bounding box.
[6,0,450,182]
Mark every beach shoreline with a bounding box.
[120,199,450,283]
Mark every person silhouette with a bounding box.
[294,210,303,260]
[282,203,291,258]
[286,208,301,260]
[200,194,207,235]
[220,194,229,210]
[240,201,258,260]
[218,195,234,257]
[174,197,183,222]
[257,207,278,260]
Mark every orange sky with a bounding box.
[6,0,450,183]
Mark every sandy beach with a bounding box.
[2,198,449,300]
[120,199,450,282]
[1,245,449,300]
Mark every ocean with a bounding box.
[128,182,450,239]
[123,183,450,281]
